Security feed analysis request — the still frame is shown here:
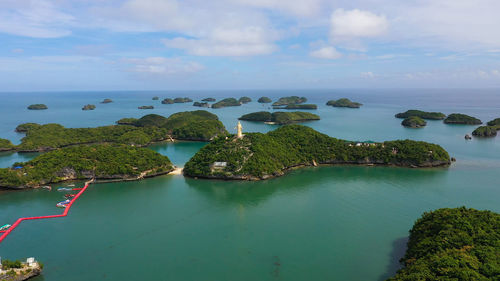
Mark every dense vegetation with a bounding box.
[239,111,320,124]
[272,96,307,107]
[402,116,427,128]
[326,98,362,108]
[15,123,41,132]
[388,207,500,281]
[101,99,112,104]
[174,97,193,103]
[284,104,317,110]
[193,102,209,107]
[0,144,173,188]
[152,96,159,100]
[27,104,48,110]
[0,138,15,151]
[116,118,138,125]
[184,125,450,180]
[1,259,22,269]
[444,113,482,125]
[211,98,241,108]
[82,104,96,110]
[238,97,252,104]
[138,106,154,109]
[472,126,498,137]
[258,97,272,103]
[202,98,216,102]
[161,98,174,104]
[487,118,500,126]
[395,110,446,120]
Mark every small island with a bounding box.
[284,104,317,110]
[161,98,174,104]
[173,97,193,103]
[238,97,252,104]
[184,125,450,180]
[388,207,500,281]
[211,98,241,109]
[0,258,43,281]
[0,138,15,152]
[152,96,159,100]
[401,116,427,128]
[257,97,272,103]
[239,111,320,125]
[472,126,498,137]
[0,144,173,189]
[487,118,500,126]
[27,104,48,110]
[115,118,138,125]
[82,104,96,111]
[395,110,446,120]
[444,113,482,125]
[15,123,40,132]
[100,99,113,104]
[138,105,154,109]
[202,98,216,102]
[326,98,362,108]
[272,96,307,107]
[193,102,209,108]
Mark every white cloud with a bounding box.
[309,46,342,59]
[124,57,204,75]
[229,0,324,17]
[330,9,388,39]
[361,72,375,78]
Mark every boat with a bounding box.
[56,200,71,208]
[42,185,52,190]
[0,224,11,231]
[64,194,76,199]
[67,184,75,187]
[57,187,73,192]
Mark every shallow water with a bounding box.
[0,89,499,281]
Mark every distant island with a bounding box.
[161,98,174,104]
[211,98,241,109]
[193,102,209,108]
[444,113,482,125]
[82,104,96,111]
[326,98,362,108]
[258,97,272,103]
[202,98,216,102]
[402,116,427,128]
[283,104,317,110]
[184,125,450,180]
[0,144,173,189]
[115,118,138,125]
[138,106,154,109]
[472,118,500,137]
[239,111,320,124]
[395,110,446,120]
[238,97,252,104]
[388,207,500,281]
[152,96,159,100]
[272,96,307,107]
[100,99,113,104]
[174,97,193,103]
[0,138,15,152]
[27,104,48,110]
[487,118,500,126]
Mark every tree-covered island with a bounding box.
[174,97,193,103]
[100,99,113,104]
[283,104,317,110]
[184,125,450,180]
[402,116,427,128]
[82,104,96,110]
[211,98,241,108]
[395,110,446,120]
[388,207,500,281]
[326,98,362,108]
[27,104,48,110]
[257,97,272,103]
[138,105,154,109]
[272,96,307,107]
[161,98,174,104]
[0,144,173,189]
[444,113,482,125]
[0,138,15,152]
[193,102,209,108]
[239,111,320,124]
[472,126,498,137]
[238,97,252,104]
[202,98,216,102]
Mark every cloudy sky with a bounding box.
[1,0,500,91]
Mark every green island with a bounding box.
[100,99,112,104]
[0,144,173,189]
[388,207,500,281]
[173,97,193,103]
[272,96,307,107]
[0,138,15,152]
[472,126,498,137]
[238,97,252,104]
[257,97,272,103]
[138,106,154,109]
[487,118,500,126]
[193,102,209,108]
[82,104,96,111]
[202,98,216,102]
[27,104,48,110]
[402,116,427,128]
[284,104,317,110]
[116,118,138,125]
[211,98,241,109]
[326,98,362,108]
[443,113,482,125]
[239,111,320,124]
[15,123,41,132]
[184,125,450,180]
[161,98,174,104]
[395,110,446,120]
[152,96,159,100]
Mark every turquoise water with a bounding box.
[0,89,499,280]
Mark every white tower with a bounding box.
[237,121,243,139]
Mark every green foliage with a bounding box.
[116,118,138,125]
[395,110,446,120]
[82,104,96,110]
[134,114,168,127]
[239,111,320,124]
[27,104,48,110]
[184,125,450,179]
[388,207,500,281]
[0,144,173,188]
[238,97,252,104]
[444,113,482,125]
[1,259,22,269]
[138,106,154,109]
[487,118,500,126]
[326,98,362,108]
[402,116,427,128]
[202,98,216,102]
[272,96,307,106]
[257,97,272,103]
[152,96,159,100]
[472,126,498,137]
[15,123,41,132]
[239,111,273,122]
[211,98,241,108]
[0,138,15,151]
[283,104,317,110]
[173,97,193,103]
[193,102,209,107]
[161,98,174,104]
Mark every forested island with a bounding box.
[27,104,48,110]
[258,97,272,103]
[238,97,252,104]
[239,111,320,124]
[326,98,362,108]
[100,99,112,104]
[202,98,216,102]
[0,144,173,189]
[138,106,154,109]
[184,125,450,180]
[211,98,241,108]
[0,138,15,152]
[388,207,500,281]
[82,104,96,110]
[161,98,174,104]
[272,96,307,107]
[193,102,209,108]
[402,116,427,128]
[152,96,159,100]
[395,110,446,120]
[444,113,482,125]
[472,118,500,137]
[284,104,317,110]
[174,97,193,103]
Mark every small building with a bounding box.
[211,162,227,171]
[26,258,35,267]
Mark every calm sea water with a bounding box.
[0,89,499,281]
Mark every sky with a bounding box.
[1,0,500,91]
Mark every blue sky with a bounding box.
[1,0,500,91]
